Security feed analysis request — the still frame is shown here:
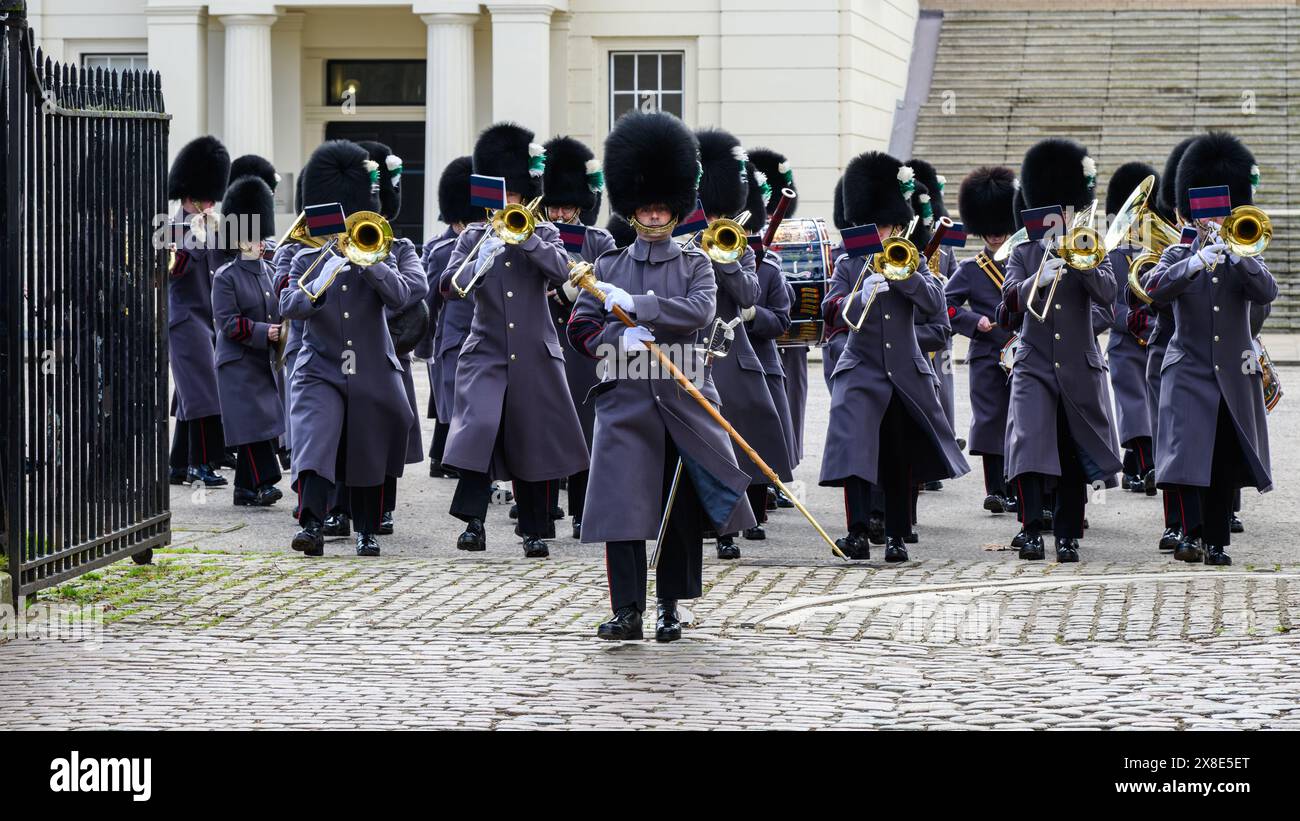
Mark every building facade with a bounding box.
[28,0,918,241]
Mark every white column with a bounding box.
[423,12,479,238]
[271,12,304,214]
[487,3,553,134]
[147,7,208,169]
[549,12,571,136]
[220,14,277,160]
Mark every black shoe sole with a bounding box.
[1056,551,1079,563]
[1174,548,1204,563]
[1204,554,1232,566]
[377,525,394,535]
[291,535,324,557]
[743,530,766,541]
[716,548,740,560]
[1019,549,1045,560]
[523,547,550,558]
[655,629,682,642]
[356,548,381,557]
[457,540,486,552]
[983,497,1005,513]
[597,631,644,642]
[884,551,909,563]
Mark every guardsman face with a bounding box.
[982,233,1009,249]
[505,191,522,205]
[546,205,580,223]
[184,198,215,214]
[634,204,672,229]
[877,224,898,238]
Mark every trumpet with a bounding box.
[1102,175,1182,305]
[682,210,751,265]
[1025,201,1103,323]
[296,210,394,303]
[447,196,544,298]
[844,219,921,332]
[1203,205,1271,274]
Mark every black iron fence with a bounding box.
[1,1,172,606]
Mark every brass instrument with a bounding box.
[844,219,921,332]
[699,216,749,264]
[1203,205,1271,274]
[1025,201,1103,323]
[272,210,333,367]
[1258,337,1283,412]
[296,210,395,303]
[1103,175,1181,305]
[993,226,1028,263]
[447,196,545,298]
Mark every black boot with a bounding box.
[508,503,518,520]
[550,505,565,521]
[522,535,549,558]
[233,488,259,506]
[355,532,380,557]
[291,522,324,557]
[835,532,869,560]
[1019,533,1045,560]
[1000,495,1019,514]
[378,511,394,535]
[923,480,943,492]
[597,606,644,641]
[655,599,682,642]
[903,531,918,544]
[255,484,283,506]
[716,535,740,560]
[1125,473,1142,493]
[884,536,909,563]
[1159,528,1182,552]
[1174,537,1204,563]
[982,494,1006,513]
[1055,537,1080,563]
[278,448,292,471]
[1203,543,1232,566]
[169,467,189,485]
[775,489,794,509]
[1011,528,1029,550]
[187,465,228,487]
[1143,470,1157,496]
[457,518,486,551]
[1229,514,1244,534]
[743,525,766,540]
[765,487,778,511]
[1041,508,1054,530]
[866,514,886,545]
[571,519,582,540]
[321,513,351,537]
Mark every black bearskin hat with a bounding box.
[1157,136,1197,223]
[1012,185,1026,231]
[220,175,275,248]
[695,128,749,217]
[603,111,699,219]
[907,181,933,249]
[580,191,602,228]
[301,140,378,216]
[168,135,230,202]
[748,147,797,217]
[907,158,948,219]
[1106,161,1158,218]
[743,162,768,233]
[230,154,279,194]
[1019,138,1096,211]
[437,156,478,226]
[1175,131,1257,221]
[473,122,543,200]
[958,165,1017,238]
[294,172,305,214]
[832,177,848,231]
[606,214,637,249]
[357,140,402,220]
[842,151,913,228]
[542,135,600,213]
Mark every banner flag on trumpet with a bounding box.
[469,174,508,210]
[672,200,709,237]
[1188,185,1232,220]
[1021,205,1066,242]
[303,203,348,237]
[1179,226,1199,245]
[557,222,588,253]
[839,223,885,258]
[940,222,968,247]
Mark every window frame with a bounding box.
[80,53,149,74]
[607,49,686,125]
[323,59,428,107]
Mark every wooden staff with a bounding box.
[569,262,846,560]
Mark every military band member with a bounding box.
[284,140,414,557]
[1002,138,1122,563]
[820,151,970,562]
[543,135,616,540]
[167,136,232,488]
[422,156,477,479]
[272,175,309,480]
[439,123,590,558]
[908,158,959,461]
[1103,161,1160,495]
[1146,132,1275,566]
[211,174,285,506]
[693,129,790,559]
[568,111,756,641]
[947,165,1019,515]
[823,176,851,391]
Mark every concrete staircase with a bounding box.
[911,7,1300,329]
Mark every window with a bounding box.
[81,54,149,74]
[609,51,684,124]
[325,60,426,107]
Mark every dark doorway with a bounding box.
[325,120,425,245]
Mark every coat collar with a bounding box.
[628,236,681,263]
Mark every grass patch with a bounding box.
[38,555,237,622]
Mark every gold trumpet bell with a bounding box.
[492,196,544,245]
[700,217,749,264]
[341,210,394,267]
[1222,205,1270,258]
[993,226,1028,263]
[870,236,921,280]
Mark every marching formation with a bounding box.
[164,112,1278,641]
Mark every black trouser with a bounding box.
[982,454,1006,496]
[1012,403,1087,540]
[429,421,449,463]
[297,413,382,534]
[170,415,226,470]
[746,484,769,526]
[567,469,588,521]
[450,470,551,535]
[842,394,914,539]
[1162,488,1184,530]
[382,474,397,514]
[1123,436,1153,476]
[606,436,704,614]
[1167,400,1249,547]
[234,440,281,491]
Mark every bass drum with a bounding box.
[770,217,834,346]
[999,334,1021,374]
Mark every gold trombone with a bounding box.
[1102,175,1182,305]
[844,218,921,332]
[296,210,395,303]
[447,196,544,298]
[1025,201,1104,323]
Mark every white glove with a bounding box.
[475,235,505,275]
[1226,250,1243,265]
[1037,256,1066,286]
[1188,241,1227,273]
[621,324,655,352]
[740,305,757,322]
[603,285,635,314]
[561,279,580,303]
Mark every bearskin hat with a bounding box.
[219,175,276,248]
[743,162,768,233]
[1106,161,1158,218]
[1175,131,1257,221]
[580,191,602,228]
[168,135,230,202]
[603,111,699,219]
[1012,185,1026,231]
[842,151,913,228]
[473,122,543,200]
[301,140,378,217]
[695,128,749,217]
[230,154,279,194]
[357,140,402,220]
[542,135,600,214]
[606,214,637,249]
[437,156,478,226]
[908,182,934,249]
[832,177,848,231]
[1157,136,1197,223]
[907,158,948,219]
[958,165,1018,238]
[748,147,797,218]
[294,172,305,214]
[1019,138,1096,211]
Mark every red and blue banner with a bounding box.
[1188,185,1232,220]
[672,200,709,237]
[839,223,884,258]
[1179,226,1199,245]
[1021,205,1066,242]
[303,203,347,237]
[940,222,968,247]
[557,222,588,253]
[469,174,507,210]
